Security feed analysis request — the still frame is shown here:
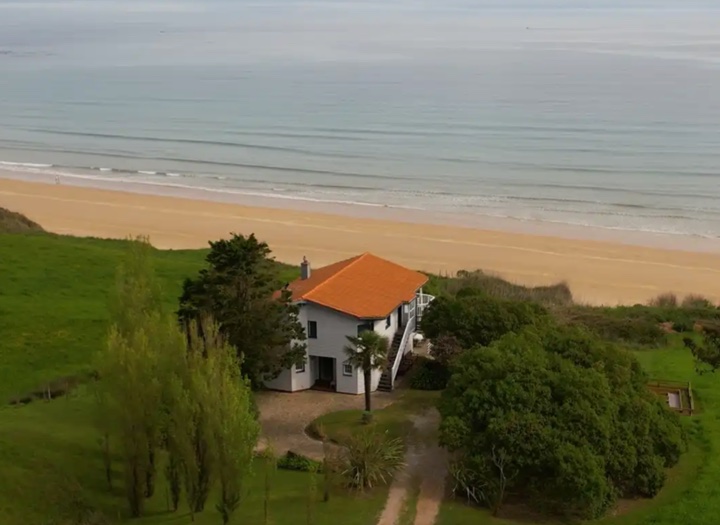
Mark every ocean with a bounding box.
[1,0,720,243]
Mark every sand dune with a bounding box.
[2,177,720,306]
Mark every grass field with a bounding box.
[0,233,386,525]
[1,232,718,524]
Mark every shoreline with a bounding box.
[2,168,720,255]
[2,175,720,306]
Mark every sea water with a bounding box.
[1,0,719,241]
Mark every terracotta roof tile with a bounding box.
[283,253,428,319]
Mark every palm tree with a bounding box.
[344,331,390,414]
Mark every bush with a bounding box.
[421,294,546,349]
[341,430,404,490]
[0,207,44,233]
[409,356,450,390]
[425,270,573,307]
[672,320,693,333]
[565,311,666,347]
[649,293,679,308]
[277,451,322,473]
[439,326,686,520]
[682,294,716,309]
[306,421,327,441]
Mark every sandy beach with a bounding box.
[2,177,720,306]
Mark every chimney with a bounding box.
[300,256,311,280]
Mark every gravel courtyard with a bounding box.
[255,389,396,459]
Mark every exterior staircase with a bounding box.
[378,325,406,392]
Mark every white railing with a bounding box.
[417,292,435,310]
[416,292,435,327]
[390,309,415,388]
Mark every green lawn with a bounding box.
[0,388,386,525]
[309,389,441,444]
[2,233,382,525]
[0,234,206,402]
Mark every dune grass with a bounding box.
[0,206,44,233]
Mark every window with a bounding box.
[357,322,373,336]
[295,360,306,373]
[385,315,392,329]
[343,361,353,376]
[307,320,317,339]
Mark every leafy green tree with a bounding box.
[178,233,306,388]
[344,331,389,413]
[182,322,221,516]
[421,293,544,349]
[684,323,720,373]
[109,236,163,341]
[96,237,179,516]
[440,327,685,519]
[209,323,260,525]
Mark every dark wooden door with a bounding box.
[319,357,334,382]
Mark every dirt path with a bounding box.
[375,442,423,525]
[411,409,447,525]
[375,408,447,525]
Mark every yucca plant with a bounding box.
[341,430,405,490]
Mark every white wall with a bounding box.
[264,368,292,391]
[303,303,364,394]
[266,297,420,394]
[291,351,314,391]
[373,306,400,341]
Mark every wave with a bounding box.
[17,127,379,160]
[3,144,414,182]
[0,160,53,168]
[3,158,720,239]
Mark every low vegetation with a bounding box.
[424,270,573,307]
[440,326,686,519]
[0,207,44,233]
[415,272,719,523]
[2,219,720,524]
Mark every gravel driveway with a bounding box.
[255,389,395,459]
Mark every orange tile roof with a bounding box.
[282,253,428,319]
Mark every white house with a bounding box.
[265,253,434,395]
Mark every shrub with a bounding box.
[430,334,463,367]
[306,421,327,441]
[564,311,666,347]
[409,356,450,390]
[439,327,686,519]
[0,207,44,233]
[277,451,322,473]
[682,294,715,309]
[648,293,678,308]
[421,294,546,349]
[361,411,374,425]
[672,320,693,333]
[341,430,404,490]
[426,270,573,307]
